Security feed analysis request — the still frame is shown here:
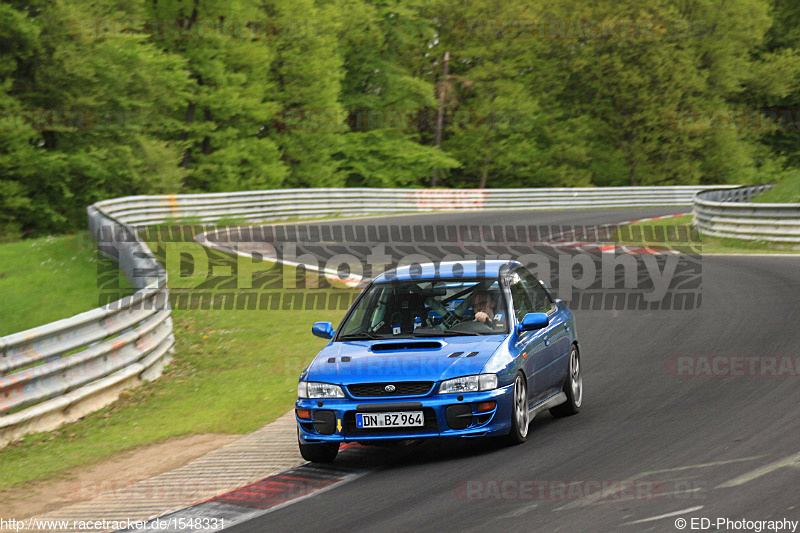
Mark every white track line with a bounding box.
[623,506,704,525]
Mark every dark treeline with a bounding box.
[1,0,799,237]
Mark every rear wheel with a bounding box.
[298,429,339,463]
[550,344,582,418]
[505,372,530,445]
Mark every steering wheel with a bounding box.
[441,310,464,329]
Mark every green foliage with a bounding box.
[1,0,799,236]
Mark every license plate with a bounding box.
[356,411,424,428]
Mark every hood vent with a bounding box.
[465,351,479,357]
[448,351,464,358]
[370,341,443,353]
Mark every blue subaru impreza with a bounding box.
[296,260,582,462]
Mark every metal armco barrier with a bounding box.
[0,208,174,446]
[0,185,743,446]
[693,184,800,242]
[96,186,735,226]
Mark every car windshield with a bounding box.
[337,278,508,340]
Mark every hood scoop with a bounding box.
[370,341,443,352]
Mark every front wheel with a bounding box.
[505,372,530,445]
[550,344,582,418]
[298,429,339,463]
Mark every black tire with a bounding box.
[505,371,530,445]
[550,344,582,418]
[298,430,340,463]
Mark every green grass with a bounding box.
[752,172,800,203]
[612,214,799,254]
[0,230,357,490]
[0,232,133,336]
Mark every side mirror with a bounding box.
[517,312,549,333]
[312,321,335,339]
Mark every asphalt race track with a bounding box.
[216,208,799,532]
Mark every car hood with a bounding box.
[304,335,506,385]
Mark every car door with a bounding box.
[525,273,571,396]
[506,267,561,405]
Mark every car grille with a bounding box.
[347,381,434,398]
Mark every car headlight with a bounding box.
[438,374,498,394]
[297,381,345,399]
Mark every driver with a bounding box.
[472,290,500,327]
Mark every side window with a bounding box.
[508,268,553,321]
[521,270,553,313]
[508,271,533,321]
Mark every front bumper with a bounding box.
[296,383,513,443]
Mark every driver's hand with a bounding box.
[475,311,490,323]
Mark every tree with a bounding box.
[147,0,287,192]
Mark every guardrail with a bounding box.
[693,184,800,243]
[98,186,734,227]
[0,208,174,446]
[0,185,737,446]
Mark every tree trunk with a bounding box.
[430,51,450,187]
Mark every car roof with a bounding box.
[374,260,522,282]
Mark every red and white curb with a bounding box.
[546,213,693,254]
[122,445,370,533]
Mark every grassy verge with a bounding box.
[0,229,357,490]
[612,214,799,254]
[752,172,800,203]
[0,232,132,337]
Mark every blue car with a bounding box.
[296,260,582,462]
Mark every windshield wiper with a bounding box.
[412,329,482,337]
[338,331,385,341]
